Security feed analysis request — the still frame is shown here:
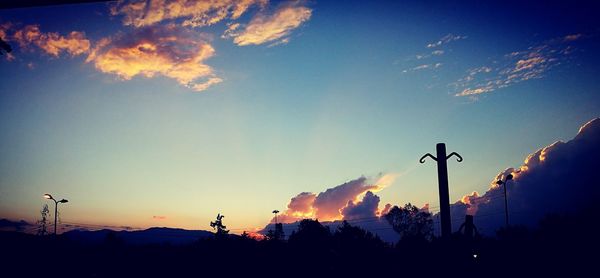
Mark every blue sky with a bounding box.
[0,0,599,232]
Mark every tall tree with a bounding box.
[36,204,50,236]
[384,203,433,241]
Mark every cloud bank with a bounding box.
[274,173,397,223]
[451,117,600,234]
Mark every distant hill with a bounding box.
[63,227,215,245]
[0,219,31,232]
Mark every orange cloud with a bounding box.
[0,22,11,40]
[152,215,167,220]
[12,25,90,57]
[111,0,267,28]
[273,174,398,223]
[86,25,221,92]
[244,231,266,240]
[226,2,312,46]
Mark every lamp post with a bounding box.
[272,210,279,225]
[495,174,513,228]
[43,193,68,235]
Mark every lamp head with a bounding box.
[272,210,279,214]
[495,180,503,185]
[43,193,54,200]
[59,199,68,203]
[506,174,513,181]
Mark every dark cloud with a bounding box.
[340,191,380,220]
[450,118,600,234]
[313,177,380,221]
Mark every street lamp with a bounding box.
[495,174,513,228]
[272,210,280,225]
[43,193,68,235]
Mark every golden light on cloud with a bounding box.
[273,174,397,223]
[111,0,267,28]
[86,25,221,92]
[12,25,90,57]
[227,3,312,46]
[372,173,399,191]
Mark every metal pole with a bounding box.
[53,200,58,235]
[503,180,509,227]
[419,143,462,239]
[436,143,452,238]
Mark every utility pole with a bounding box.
[420,143,463,238]
[496,174,513,228]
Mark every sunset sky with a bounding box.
[1,0,599,233]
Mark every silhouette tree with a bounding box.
[288,219,330,247]
[210,213,229,238]
[384,203,433,241]
[334,220,385,249]
[36,204,50,236]
[241,231,250,238]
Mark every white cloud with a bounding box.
[224,2,312,46]
[426,33,467,48]
[453,34,583,98]
[403,62,442,73]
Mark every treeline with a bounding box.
[0,207,597,277]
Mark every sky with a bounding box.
[0,0,599,234]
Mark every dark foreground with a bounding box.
[1,212,596,278]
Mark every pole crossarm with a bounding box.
[419,153,438,163]
[446,152,463,162]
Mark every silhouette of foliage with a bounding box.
[1,208,599,276]
[36,204,49,236]
[209,213,229,238]
[288,219,331,248]
[333,220,386,249]
[384,203,433,241]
